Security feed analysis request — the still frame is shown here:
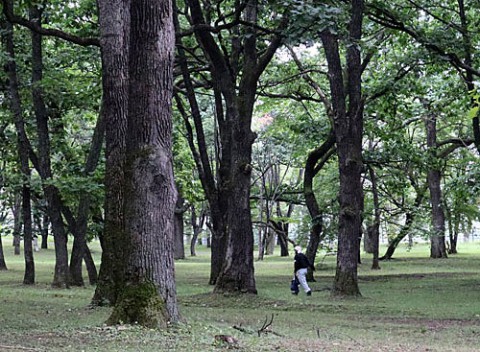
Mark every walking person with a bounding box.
[293,246,314,296]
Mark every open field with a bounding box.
[1,240,480,351]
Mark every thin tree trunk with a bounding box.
[0,234,7,270]
[304,132,335,281]
[84,246,98,285]
[173,6,229,285]
[174,194,186,260]
[424,110,447,259]
[4,14,34,281]
[69,111,105,286]
[265,230,276,255]
[92,0,129,306]
[12,193,21,256]
[367,164,381,270]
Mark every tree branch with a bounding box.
[1,0,99,47]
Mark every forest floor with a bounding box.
[1,240,480,351]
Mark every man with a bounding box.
[293,246,314,296]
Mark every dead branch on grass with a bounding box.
[257,314,284,337]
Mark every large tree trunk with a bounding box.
[178,0,284,290]
[214,109,257,293]
[108,0,179,327]
[321,0,364,297]
[425,113,447,259]
[92,0,130,306]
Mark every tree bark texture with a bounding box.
[425,114,447,259]
[92,0,130,306]
[108,0,180,327]
[321,0,364,297]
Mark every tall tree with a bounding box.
[320,0,365,296]
[106,0,179,326]
[4,12,33,281]
[92,0,129,305]
[175,0,286,292]
[423,102,448,258]
[29,4,70,288]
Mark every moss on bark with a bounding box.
[107,281,169,328]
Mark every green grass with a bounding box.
[1,240,480,351]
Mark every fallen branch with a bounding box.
[257,314,283,337]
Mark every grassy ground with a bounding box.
[1,240,480,351]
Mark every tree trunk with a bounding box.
[278,233,289,257]
[92,0,129,306]
[457,0,480,155]
[26,5,69,288]
[447,213,458,254]
[265,230,276,255]
[69,110,105,286]
[41,214,48,249]
[84,245,98,285]
[108,0,179,327]
[321,0,364,297]
[174,194,185,260]
[0,234,7,270]
[424,112,447,259]
[173,5,229,285]
[22,184,35,284]
[190,205,205,257]
[4,14,34,282]
[12,193,21,256]
[179,0,284,290]
[304,131,335,281]
[214,111,257,294]
[367,164,381,270]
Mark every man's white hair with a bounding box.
[294,246,302,253]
